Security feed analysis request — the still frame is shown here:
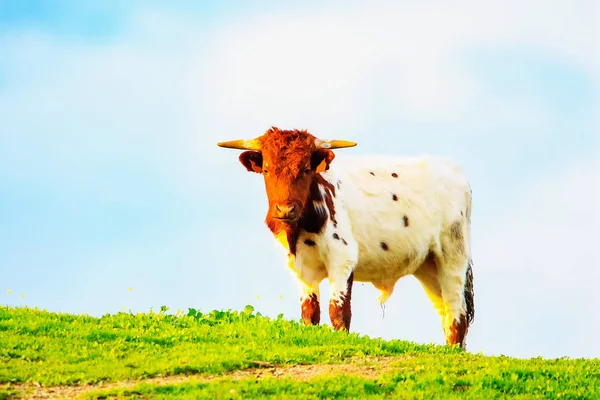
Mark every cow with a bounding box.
[217,127,475,348]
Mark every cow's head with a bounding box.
[218,127,356,224]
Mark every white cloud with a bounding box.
[1,0,595,177]
[201,0,598,131]
[476,157,600,357]
[479,157,600,280]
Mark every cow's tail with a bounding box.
[464,259,475,325]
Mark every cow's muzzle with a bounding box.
[273,203,299,221]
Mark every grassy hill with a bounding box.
[1,305,598,399]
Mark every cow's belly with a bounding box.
[350,233,432,304]
[349,212,436,287]
[352,246,428,284]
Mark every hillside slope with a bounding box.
[1,305,598,399]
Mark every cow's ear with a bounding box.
[311,149,335,173]
[239,151,263,173]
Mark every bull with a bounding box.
[218,127,474,348]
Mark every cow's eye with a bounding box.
[263,169,269,174]
[304,168,311,174]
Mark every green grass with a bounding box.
[1,305,599,399]
[84,368,597,400]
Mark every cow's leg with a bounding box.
[413,252,446,321]
[434,222,474,349]
[298,278,321,325]
[437,262,470,349]
[323,211,359,332]
[328,270,355,331]
[293,261,327,326]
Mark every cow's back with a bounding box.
[321,154,471,285]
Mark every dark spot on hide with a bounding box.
[450,221,462,239]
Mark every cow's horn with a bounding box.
[315,139,357,149]
[217,139,261,150]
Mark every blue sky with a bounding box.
[1,1,598,359]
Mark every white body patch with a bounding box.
[281,154,472,328]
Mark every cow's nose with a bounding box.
[275,204,297,219]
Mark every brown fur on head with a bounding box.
[238,127,335,229]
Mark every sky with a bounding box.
[1,0,599,360]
